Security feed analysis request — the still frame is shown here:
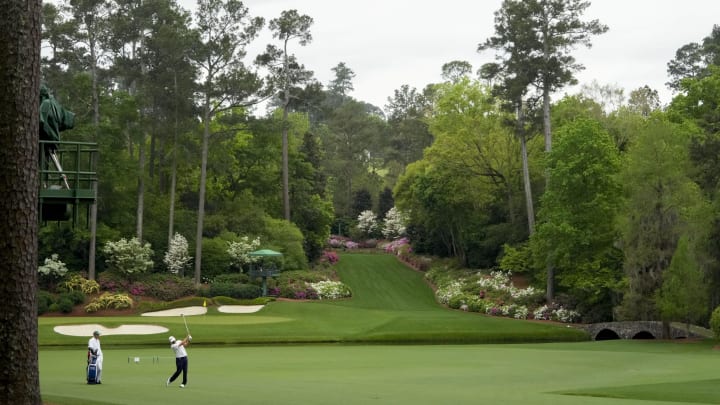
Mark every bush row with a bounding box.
[38,290,86,315]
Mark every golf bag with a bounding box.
[87,351,98,384]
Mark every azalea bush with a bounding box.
[309,280,352,299]
[274,269,350,300]
[425,265,579,323]
[321,250,339,264]
[59,274,100,295]
[384,237,410,254]
[533,304,581,323]
[84,293,133,313]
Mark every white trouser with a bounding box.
[96,355,103,381]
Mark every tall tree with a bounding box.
[190,0,264,284]
[257,9,313,221]
[0,0,42,401]
[627,85,661,117]
[328,61,355,97]
[656,235,709,332]
[530,118,622,321]
[384,84,433,170]
[324,99,386,218]
[667,24,720,90]
[616,115,707,321]
[441,60,473,83]
[481,0,608,301]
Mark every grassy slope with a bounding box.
[39,253,585,346]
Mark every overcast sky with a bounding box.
[182,0,720,110]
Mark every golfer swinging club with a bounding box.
[166,334,191,388]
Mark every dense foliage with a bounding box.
[36,0,720,329]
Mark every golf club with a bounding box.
[181,313,191,338]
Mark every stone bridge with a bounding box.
[577,321,708,340]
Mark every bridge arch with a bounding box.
[631,331,655,339]
[594,328,620,341]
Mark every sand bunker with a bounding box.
[53,305,266,336]
[54,324,168,336]
[142,305,264,316]
[217,305,264,314]
[141,306,208,317]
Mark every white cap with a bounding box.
[169,336,176,343]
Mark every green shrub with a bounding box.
[60,290,85,305]
[711,306,720,339]
[97,270,129,292]
[448,295,467,310]
[57,296,74,313]
[85,293,133,313]
[208,282,261,299]
[233,284,262,299]
[38,290,54,315]
[209,282,236,298]
[136,296,207,313]
[260,216,308,270]
[212,296,274,305]
[201,235,235,280]
[467,297,487,313]
[59,274,100,294]
[213,273,250,284]
[141,274,196,301]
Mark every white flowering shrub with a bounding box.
[38,254,69,278]
[381,207,407,239]
[356,210,378,237]
[436,281,464,305]
[532,304,579,323]
[227,236,261,270]
[553,307,581,323]
[164,233,192,275]
[309,280,352,300]
[102,237,154,277]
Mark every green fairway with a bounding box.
[38,253,720,404]
[41,341,720,405]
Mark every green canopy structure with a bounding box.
[248,249,283,296]
[248,249,283,257]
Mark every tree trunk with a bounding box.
[168,73,179,248]
[194,104,211,285]
[0,0,42,402]
[517,103,535,235]
[542,54,554,303]
[136,134,146,240]
[88,32,100,280]
[282,106,290,220]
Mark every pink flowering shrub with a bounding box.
[322,250,339,264]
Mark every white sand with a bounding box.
[53,305,265,336]
[54,324,168,336]
[217,305,264,313]
[140,306,208,317]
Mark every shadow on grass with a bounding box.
[557,378,720,404]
